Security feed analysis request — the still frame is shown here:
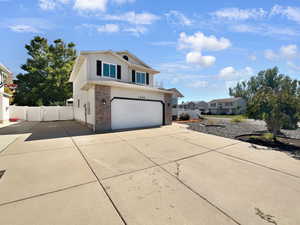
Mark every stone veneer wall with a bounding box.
[95,85,111,132]
[164,93,172,125]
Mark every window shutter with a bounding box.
[146,73,149,85]
[96,61,102,76]
[132,70,136,83]
[117,65,121,80]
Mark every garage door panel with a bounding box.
[111,99,163,130]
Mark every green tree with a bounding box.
[13,36,76,106]
[230,67,300,139]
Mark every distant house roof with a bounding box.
[209,97,243,103]
[166,88,184,98]
[180,100,207,105]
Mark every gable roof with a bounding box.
[69,50,160,82]
[166,88,184,97]
[115,51,151,69]
[209,97,242,103]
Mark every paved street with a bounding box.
[0,121,299,225]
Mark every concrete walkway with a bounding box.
[0,121,299,225]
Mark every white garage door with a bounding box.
[111,98,163,130]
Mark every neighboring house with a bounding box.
[0,63,11,123]
[69,50,173,132]
[179,101,209,113]
[209,97,246,115]
[166,88,184,120]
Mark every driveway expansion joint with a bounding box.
[118,135,242,225]
[216,150,300,179]
[60,123,128,225]
[0,180,97,207]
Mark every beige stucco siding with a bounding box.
[111,87,164,101]
[85,53,155,87]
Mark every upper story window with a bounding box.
[103,63,116,78]
[210,103,216,107]
[225,102,233,107]
[136,72,146,85]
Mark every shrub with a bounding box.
[231,116,245,123]
[262,133,274,141]
[179,113,190,121]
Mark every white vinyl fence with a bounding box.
[177,109,201,120]
[9,106,74,121]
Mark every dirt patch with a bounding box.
[237,134,300,159]
[187,119,300,159]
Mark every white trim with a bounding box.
[135,71,147,86]
[102,62,117,80]
[81,80,173,94]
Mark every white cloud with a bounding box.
[74,0,108,12]
[103,11,160,25]
[219,66,236,78]
[287,61,300,71]
[97,24,119,33]
[150,41,176,47]
[4,18,52,33]
[249,54,257,61]
[39,0,69,10]
[78,23,147,36]
[178,32,231,68]
[219,66,253,80]
[271,5,300,24]
[280,44,298,59]
[123,26,147,36]
[264,44,298,61]
[165,10,193,26]
[186,51,216,67]
[230,24,300,37]
[212,7,267,20]
[39,0,55,10]
[8,24,39,33]
[264,49,278,60]
[157,62,193,73]
[187,81,208,88]
[178,32,231,51]
[112,0,135,5]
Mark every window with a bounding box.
[225,102,233,107]
[136,72,146,85]
[103,63,116,78]
[210,103,216,107]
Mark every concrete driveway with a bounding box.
[0,121,300,225]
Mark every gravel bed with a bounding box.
[187,118,300,140]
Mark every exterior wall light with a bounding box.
[102,99,106,105]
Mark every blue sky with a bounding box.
[1,0,300,101]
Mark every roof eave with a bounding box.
[68,55,86,82]
[81,80,173,94]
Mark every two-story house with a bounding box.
[0,63,11,123]
[179,101,209,113]
[69,50,174,132]
[209,97,246,115]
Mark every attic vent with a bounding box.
[123,55,129,61]
[0,170,5,180]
